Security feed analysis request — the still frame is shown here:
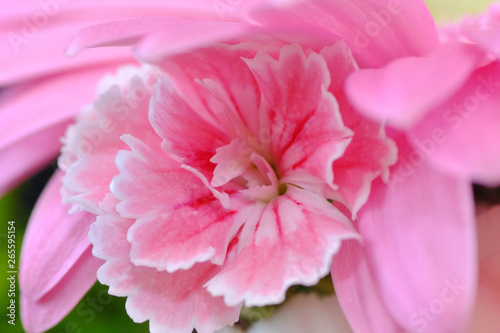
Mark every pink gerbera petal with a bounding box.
[19,170,96,302]
[21,247,103,333]
[357,135,477,333]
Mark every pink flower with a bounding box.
[57,40,395,332]
[346,2,500,186]
[14,1,495,333]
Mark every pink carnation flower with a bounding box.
[12,1,500,333]
[54,41,395,332]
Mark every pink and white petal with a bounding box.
[331,238,403,333]
[211,138,252,187]
[89,215,241,333]
[59,65,160,213]
[150,76,230,176]
[248,293,353,333]
[0,64,131,196]
[112,135,247,271]
[357,136,477,333]
[206,186,359,307]
[468,205,500,332]
[345,42,485,128]
[250,0,439,68]
[409,61,500,186]
[244,44,352,184]
[21,247,103,333]
[19,170,96,302]
[160,43,272,138]
[320,40,398,217]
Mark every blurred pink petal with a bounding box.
[468,205,500,332]
[345,42,485,128]
[19,170,102,332]
[355,135,477,333]
[0,0,168,84]
[251,0,439,67]
[66,17,250,64]
[345,3,500,186]
[19,170,96,301]
[409,61,500,186]
[0,64,131,196]
[21,247,103,333]
[331,239,403,333]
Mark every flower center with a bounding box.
[239,153,287,203]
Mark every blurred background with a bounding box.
[0,0,498,332]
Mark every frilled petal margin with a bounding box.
[112,134,247,272]
[89,215,241,333]
[206,186,360,307]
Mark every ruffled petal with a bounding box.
[243,43,352,185]
[160,42,270,139]
[59,65,161,213]
[357,135,477,333]
[19,170,96,302]
[206,186,359,307]
[250,0,439,67]
[320,41,397,217]
[112,135,249,271]
[150,76,230,178]
[89,215,241,333]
